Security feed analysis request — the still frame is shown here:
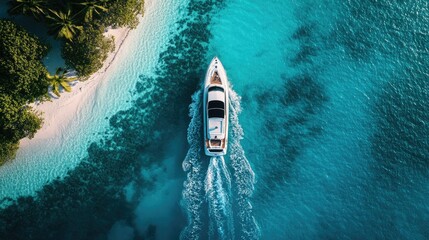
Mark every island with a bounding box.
[0,0,144,164]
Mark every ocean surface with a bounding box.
[0,0,428,239]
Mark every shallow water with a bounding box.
[1,0,428,239]
[0,0,182,199]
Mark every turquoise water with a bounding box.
[1,0,429,239]
[0,0,182,199]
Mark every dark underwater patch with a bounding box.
[291,24,314,40]
[0,0,225,239]
[252,73,328,193]
[252,0,429,238]
[333,0,429,61]
[356,0,429,187]
[332,66,429,239]
[249,5,331,197]
[290,23,319,65]
[371,68,429,187]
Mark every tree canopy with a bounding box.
[0,19,49,102]
[100,0,144,29]
[0,94,42,164]
[8,0,144,76]
[63,26,114,76]
[47,68,77,97]
[8,0,46,20]
[0,0,145,163]
[0,19,47,163]
[47,8,83,41]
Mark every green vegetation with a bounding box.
[0,20,47,163]
[8,0,46,20]
[63,26,114,77]
[8,0,144,76]
[75,1,108,22]
[47,8,83,41]
[101,0,144,29]
[0,19,49,102]
[0,0,144,164]
[47,68,77,97]
[0,95,43,164]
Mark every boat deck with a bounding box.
[208,118,223,135]
[210,71,222,84]
[204,57,228,156]
[205,139,226,148]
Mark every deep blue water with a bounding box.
[1,0,429,239]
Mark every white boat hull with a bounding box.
[203,57,229,156]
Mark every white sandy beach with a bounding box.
[20,26,131,147]
[1,0,180,199]
[20,0,162,147]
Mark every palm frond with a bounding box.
[47,68,76,97]
[52,83,60,97]
[59,82,72,92]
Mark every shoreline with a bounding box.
[20,27,132,147]
[0,0,178,200]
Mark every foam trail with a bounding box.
[180,90,206,240]
[205,156,234,239]
[229,87,260,239]
[181,86,259,240]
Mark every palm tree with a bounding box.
[46,68,77,97]
[8,0,46,20]
[47,9,83,41]
[75,0,108,22]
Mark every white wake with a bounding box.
[181,90,206,240]
[205,156,234,239]
[229,88,260,239]
[181,86,259,240]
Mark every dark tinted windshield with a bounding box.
[208,109,224,118]
[208,100,224,109]
[208,100,225,118]
[208,86,224,92]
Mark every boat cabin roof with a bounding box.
[208,87,225,102]
[208,100,224,118]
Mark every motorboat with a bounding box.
[203,57,229,156]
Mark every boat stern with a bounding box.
[204,139,228,156]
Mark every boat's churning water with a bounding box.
[181,86,259,240]
[228,88,260,240]
[181,90,207,240]
[205,156,234,239]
